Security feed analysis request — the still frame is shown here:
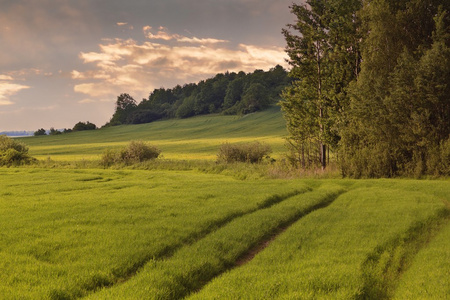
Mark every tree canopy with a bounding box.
[282,0,449,177]
[106,66,291,126]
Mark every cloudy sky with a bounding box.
[0,0,297,131]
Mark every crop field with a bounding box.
[0,167,449,299]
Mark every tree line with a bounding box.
[106,66,291,126]
[34,121,97,136]
[281,0,449,177]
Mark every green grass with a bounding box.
[188,180,450,299]
[19,106,287,161]
[0,168,306,299]
[393,213,450,299]
[0,168,448,299]
[87,183,346,299]
[3,109,449,299]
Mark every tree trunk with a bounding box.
[317,42,326,170]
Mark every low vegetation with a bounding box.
[19,106,287,162]
[189,181,449,299]
[101,141,161,166]
[0,168,448,299]
[0,135,35,166]
[217,141,272,164]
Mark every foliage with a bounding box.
[73,121,97,131]
[109,93,138,125]
[282,0,449,177]
[34,128,47,136]
[49,127,62,135]
[101,141,161,166]
[105,66,291,126]
[340,1,450,177]
[281,0,362,169]
[0,135,35,166]
[217,142,272,164]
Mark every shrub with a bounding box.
[0,135,35,166]
[217,142,272,164]
[101,141,161,166]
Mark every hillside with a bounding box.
[21,106,288,161]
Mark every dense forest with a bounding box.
[106,66,290,126]
[281,0,449,177]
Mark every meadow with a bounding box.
[21,106,287,161]
[2,107,449,299]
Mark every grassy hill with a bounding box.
[21,106,287,161]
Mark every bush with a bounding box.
[101,141,161,166]
[217,142,272,164]
[0,135,35,166]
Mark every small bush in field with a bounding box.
[0,135,35,166]
[101,141,161,166]
[217,142,272,164]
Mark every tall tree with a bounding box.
[109,93,137,125]
[341,0,449,177]
[281,0,362,169]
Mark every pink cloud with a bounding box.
[72,26,288,102]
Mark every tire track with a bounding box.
[357,207,450,300]
[78,188,310,298]
[234,191,341,267]
[178,187,346,300]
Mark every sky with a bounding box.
[0,0,298,131]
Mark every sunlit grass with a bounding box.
[0,168,304,299]
[1,169,448,299]
[21,107,288,161]
[188,180,450,299]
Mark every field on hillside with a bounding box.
[20,106,287,161]
[1,168,449,299]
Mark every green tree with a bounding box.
[281,0,362,169]
[73,121,97,131]
[240,83,270,114]
[341,1,449,177]
[109,93,137,125]
[49,127,61,135]
[34,128,46,136]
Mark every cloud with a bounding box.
[117,22,134,30]
[143,26,179,41]
[0,77,30,105]
[0,75,13,80]
[72,26,288,101]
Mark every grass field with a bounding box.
[3,108,449,299]
[0,168,448,299]
[20,106,287,161]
